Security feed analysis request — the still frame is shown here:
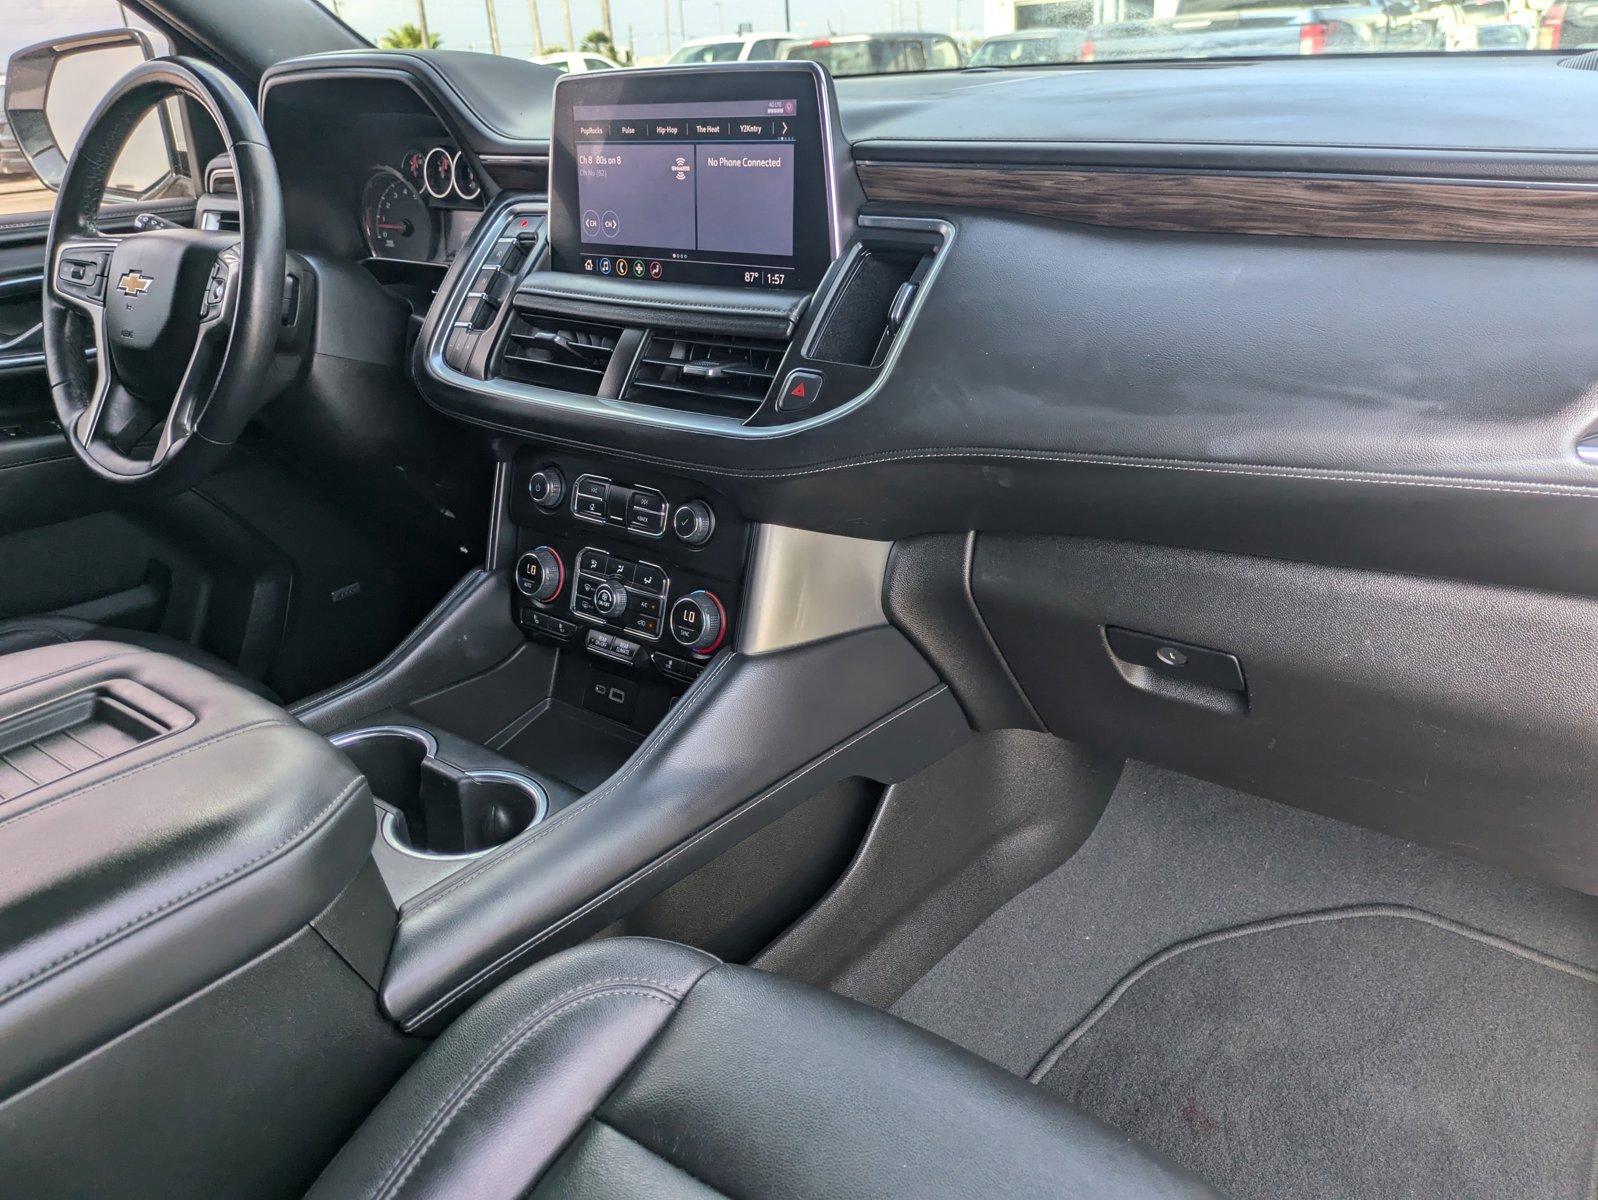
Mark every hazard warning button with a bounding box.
[777,369,824,414]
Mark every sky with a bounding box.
[0,0,981,86]
[323,0,978,63]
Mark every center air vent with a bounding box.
[495,311,622,395]
[624,329,787,419]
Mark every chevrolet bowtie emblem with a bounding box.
[115,270,154,297]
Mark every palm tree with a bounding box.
[527,0,547,54]
[560,0,577,57]
[378,22,443,49]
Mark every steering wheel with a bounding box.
[44,58,284,489]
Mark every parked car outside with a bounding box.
[1535,0,1598,45]
[779,32,965,73]
[970,27,1096,63]
[1085,0,1443,61]
[532,51,624,72]
[665,32,796,63]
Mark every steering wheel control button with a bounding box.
[58,250,111,300]
[672,500,716,546]
[777,369,824,413]
[670,590,726,656]
[528,466,566,510]
[516,546,565,604]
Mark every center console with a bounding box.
[285,62,969,1035]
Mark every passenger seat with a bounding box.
[308,938,1218,1199]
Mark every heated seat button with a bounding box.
[777,369,823,413]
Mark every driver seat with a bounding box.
[0,616,276,700]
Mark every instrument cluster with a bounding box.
[361,144,484,262]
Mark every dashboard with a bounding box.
[253,51,1598,586]
[249,50,1598,897]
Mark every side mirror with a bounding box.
[4,28,181,197]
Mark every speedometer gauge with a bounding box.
[361,169,437,260]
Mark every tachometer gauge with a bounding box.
[423,146,454,200]
[361,168,437,260]
[451,151,482,202]
[399,148,427,191]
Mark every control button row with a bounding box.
[572,547,668,640]
[448,214,540,371]
[586,629,641,666]
[521,608,578,640]
[650,652,705,684]
[570,474,669,539]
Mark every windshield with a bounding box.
[323,0,1566,74]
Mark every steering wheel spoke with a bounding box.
[41,57,283,488]
[51,237,119,453]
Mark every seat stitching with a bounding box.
[0,719,294,829]
[401,651,736,918]
[363,974,695,1200]
[0,773,367,1003]
[372,985,683,1200]
[0,649,142,705]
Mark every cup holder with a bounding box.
[330,726,548,860]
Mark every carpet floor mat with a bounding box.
[1032,905,1597,1200]
[885,762,1598,1199]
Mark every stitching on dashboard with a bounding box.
[370,983,685,1200]
[508,435,1598,500]
[400,651,736,921]
[0,772,366,1003]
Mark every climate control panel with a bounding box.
[507,446,745,695]
[571,547,669,640]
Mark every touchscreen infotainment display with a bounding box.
[548,67,834,291]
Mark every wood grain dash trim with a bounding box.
[855,162,1598,248]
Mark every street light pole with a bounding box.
[415,0,432,45]
[561,0,576,51]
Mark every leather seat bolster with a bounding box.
[311,938,1222,1200]
[304,939,718,1200]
